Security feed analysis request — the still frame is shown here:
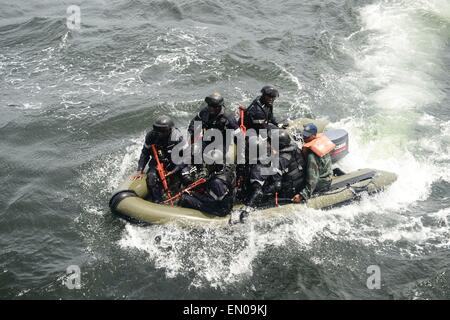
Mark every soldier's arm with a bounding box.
[172,132,190,173]
[188,112,203,142]
[243,104,253,129]
[269,107,279,126]
[187,117,196,142]
[225,114,239,130]
[271,117,279,127]
[136,132,153,172]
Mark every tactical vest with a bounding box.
[279,147,305,193]
[209,166,236,210]
[214,166,236,192]
[199,107,228,133]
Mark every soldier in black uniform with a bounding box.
[132,115,186,203]
[178,149,236,217]
[240,85,288,132]
[188,92,239,149]
[275,129,306,199]
[236,130,306,223]
[235,107,279,195]
[234,134,281,222]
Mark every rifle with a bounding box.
[151,144,173,205]
[162,178,207,204]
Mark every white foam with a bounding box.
[355,2,447,111]
[78,136,143,215]
[22,102,43,110]
[151,28,215,73]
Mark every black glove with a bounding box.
[239,209,250,223]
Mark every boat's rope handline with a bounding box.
[307,178,373,201]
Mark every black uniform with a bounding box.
[179,166,235,216]
[137,129,186,202]
[188,106,239,146]
[241,96,279,131]
[242,140,305,208]
[242,163,281,208]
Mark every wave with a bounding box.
[0,17,68,48]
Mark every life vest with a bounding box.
[303,133,336,158]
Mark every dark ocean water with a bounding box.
[0,0,449,299]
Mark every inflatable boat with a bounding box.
[109,168,397,226]
[109,118,397,226]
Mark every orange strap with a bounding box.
[162,178,207,205]
[275,192,279,207]
[239,105,246,135]
[303,133,336,157]
[151,144,173,205]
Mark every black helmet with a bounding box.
[205,92,224,108]
[261,85,279,98]
[153,115,174,133]
[275,129,292,148]
[203,149,224,173]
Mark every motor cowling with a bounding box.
[324,129,349,163]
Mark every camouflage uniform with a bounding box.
[299,151,333,200]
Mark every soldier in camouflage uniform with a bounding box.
[292,123,333,203]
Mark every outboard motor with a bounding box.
[324,129,349,163]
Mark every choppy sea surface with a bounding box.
[0,0,449,299]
